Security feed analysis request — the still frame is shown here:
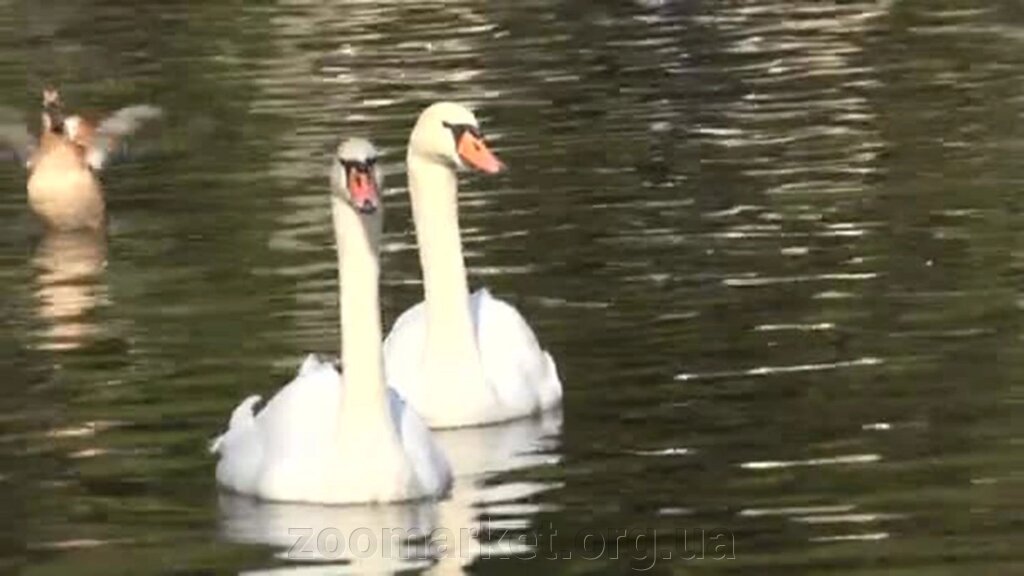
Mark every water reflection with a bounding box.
[30,232,109,351]
[218,411,562,574]
[218,494,438,573]
[431,410,562,570]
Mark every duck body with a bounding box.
[385,288,562,428]
[3,88,161,232]
[212,355,451,504]
[27,132,104,231]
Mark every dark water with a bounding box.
[1,1,1022,574]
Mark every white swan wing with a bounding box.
[212,355,342,499]
[472,288,563,413]
[388,388,453,495]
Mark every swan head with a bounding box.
[409,102,504,174]
[331,137,382,215]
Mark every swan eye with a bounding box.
[339,158,376,173]
[442,121,481,143]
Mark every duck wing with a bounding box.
[85,104,162,171]
[0,107,35,170]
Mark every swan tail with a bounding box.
[298,353,330,376]
[539,351,563,410]
[209,394,262,454]
[208,436,224,454]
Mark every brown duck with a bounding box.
[3,88,161,231]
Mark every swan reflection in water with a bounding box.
[218,410,562,575]
[31,231,109,351]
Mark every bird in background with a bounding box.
[0,87,162,231]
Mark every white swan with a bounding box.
[211,138,452,504]
[384,103,562,428]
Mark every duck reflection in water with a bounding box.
[31,231,109,351]
[217,410,562,574]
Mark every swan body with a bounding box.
[217,410,564,569]
[212,355,450,504]
[386,288,562,427]
[384,102,562,428]
[212,138,451,504]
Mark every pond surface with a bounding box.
[0,1,1022,574]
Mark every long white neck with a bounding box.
[331,196,387,412]
[407,153,479,363]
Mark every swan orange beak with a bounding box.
[347,168,379,214]
[457,132,505,174]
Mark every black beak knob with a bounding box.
[358,199,377,214]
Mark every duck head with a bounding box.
[41,87,66,134]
